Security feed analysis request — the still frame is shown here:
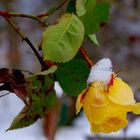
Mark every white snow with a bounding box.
[56,112,140,139]
[54,81,63,98]
[87,58,113,85]
[0,92,140,139]
[55,113,91,140]
[0,83,4,86]
[127,119,140,137]
[0,94,46,140]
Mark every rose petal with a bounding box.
[83,82,124,124]
[132,103,140,114]
[85,82,108,107]
[100,112,128,133]
[76,90,85,114]
[90,112,128,133]
[107,79,136,105]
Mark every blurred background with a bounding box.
[0,0,140,140]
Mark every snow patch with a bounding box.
[87,58,113,85]
[54,81,63,98]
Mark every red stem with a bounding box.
[0,11,11,17]
[79,47,94,67]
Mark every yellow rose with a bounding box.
[76,78,140,133]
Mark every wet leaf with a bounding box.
[7,106,37,131]
[42,13,84,63]
[27,75,57,117]
[35,65,57,76]
[76,0,87,16]
[8,74,56,130]
[55,59,90,96]
[89,34,99,46]
[80,1,110,35]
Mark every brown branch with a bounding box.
[4,17,44,66]
[37,0,68,18]
[0,11,48,27]
[4,17,25,40]
[0,0,68,27]
[79,47,94,67]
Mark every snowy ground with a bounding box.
[0,93,140,140]
[0,93,46,140]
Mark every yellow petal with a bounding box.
[86,101,123,124]
[85,82,108,107]
[132,103,140,114]
[83,103,92,123]
[100,112,128,133]
[83,82,124,124]
[76,89,86,114]
[107,79,135,105]
[90,123,101,134]
[90,112,128,133]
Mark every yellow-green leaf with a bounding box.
[7,106,36,131]
[35,65,57,76]
[42,13,84,63]
[76,0,87,16]
[89,34,99,46]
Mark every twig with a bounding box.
[79,47,94,67]
[4,17,44,66]
[0,0,68,20]
[37,0,68,18]
[0,11,48,27]
[4,17,25,39]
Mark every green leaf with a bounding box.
[42,13,84,63]
[35,65,57,76]
[55,59,90,96]
[67,0,76,13]
[27,75,56,117]
[8,74,56,130]
[80,1,110,35]
[76,0,87,16]
[76,0,96,16]
[7,106,37,131]
[89,34,99,46]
